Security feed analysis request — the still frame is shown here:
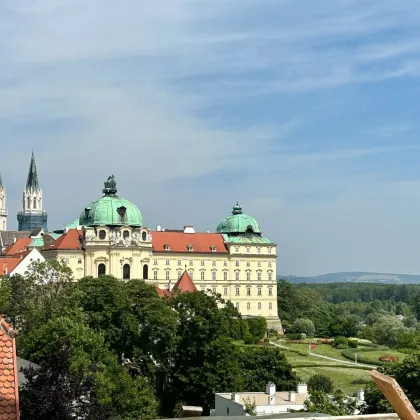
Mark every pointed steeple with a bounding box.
[26,152,40,191]
[0,172,3,188]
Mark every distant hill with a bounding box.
[280,272,420,284]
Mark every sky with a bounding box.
[1,0,420,276]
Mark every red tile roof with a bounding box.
[43,229,82,251]
[0,317,19,419]
[172,270,197,293]
[156,287,170,298]
[4,239,32,257]
[151,231,227,254]
[0,259,21,276]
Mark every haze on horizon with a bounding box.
[1,0,420,276]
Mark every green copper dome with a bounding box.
[79,176,143,227]
[216,203,261,234]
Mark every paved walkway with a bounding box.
[270,341,376,369]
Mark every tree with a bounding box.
[240,346,297,392]
[371,315,409,347]
[245,317,267,340]
[305,390,356,416]
[19,315,158,420]
[290,318,315,337]
[307,374,334,394]
[244,397,257,416]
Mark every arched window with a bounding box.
[27,197,31,209]
[143,264,148,280]
[98,230,106,240]
[98,263,106,277]
[123,264,131,280]
[123,230,130,240]
[33,198,37,209]
[142,231,147,241]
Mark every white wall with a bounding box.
[256,404,305,415]
[10,249,45,276]
[213,395,244,417]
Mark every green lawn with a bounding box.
[350,349,407,363]
[293,366,372,395]
[310,344,349,361]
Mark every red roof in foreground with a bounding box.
[0,258,21,276]
[156,287,170,298]
[173,270,197,293]
[151,231,227,254]
[43,229,82,251]
[0,317,19,419]
[4,239,32,256]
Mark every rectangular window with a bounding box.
[257,247,261,254]
[247,302,250,310]
[177,260,182,266]
[235,246,239,252]
[258,302,261,310]
[246,261,251,267]
[64,258,70,264]
[212,287,216,294]
[258,287,262,296]
[236,287,240,296]
[268,247,272,254]
[212,260,216,267]
[189,271,193,279]
[224,287,228,296]
[212,271,216,281]
[247,287,251,296]
[236,302,240,310]
[268,261,272,268]
[235,260,240,267]
[269,302,272,310]
[269,287,273,296]
[201,271,205,280]
[166,259,170,265]
[246,247,250,253]
[154,259,158,265]
[268,272,272,281]
[189,260,193,266]
[201,286,206,292]
[154,271,158,280]
[78,258,82,264]
[223,261,228,267]
[178,270,182,279]
[223,271,228,281]
[257,272,262,281]
[257,261,261,268]
[246,271,251,281]
[235,271,239,281]
[201,260,205,266]
[165,271,170,280]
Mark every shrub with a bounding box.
[269,329,279,338]
[263,338,270,344]
[351,378,370,385]
[245,317,267,340]
[333,336,349,348]
[286,333,302,340]
[244,333,255,345]
[348,340,358,348]
[307,374,334,393]
[378,355,399,362]
[336,344,348,349]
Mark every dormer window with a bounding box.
[163,244,170,251]
[210,245,216,252]
[98,230,106,240]
[187,245,193,252]
[123,230,130,240]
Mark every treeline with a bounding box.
[0,262,297,420]
[295,282,420,304]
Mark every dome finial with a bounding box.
[232,202,243,215]
[103,175,117,195]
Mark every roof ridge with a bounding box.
[0,316,16,338]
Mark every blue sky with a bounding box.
[1,0,420,276]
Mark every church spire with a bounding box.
[26,151,40,191]
[0,172,3,189]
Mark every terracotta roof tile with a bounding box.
[3,239,32,257]
[172,270,197,293]
[156,287,170,298]
[0,317,19,419]
[43,229,82,251]
[151,231,227,254]
[0,259,21,276]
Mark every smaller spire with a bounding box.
[232,202,243,215]
[26,151,40,191]
[0,173,3,188]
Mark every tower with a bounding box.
[17,152,48,232]
[0,173,7,231]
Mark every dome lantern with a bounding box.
[216,203,262,234]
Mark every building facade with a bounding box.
[41,175,282,331]
[17,152,48,232]
[0,173,7,231]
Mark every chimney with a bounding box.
[64,227,69,234]
[266,382,276,396]
[156,226,162,232]
[289,392,296,403]
[231,393,240,403]
[356,389,365,402]
[13,238,17,244]
[297,383,308,395]
[184,225,195,234]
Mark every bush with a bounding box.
[348,340,358,348]
[333,336,348,348]
[290,318,315,337]
[269,329,279,338]
[244,333,255,345]
[245,318,267,340]
[351,378,370,385]
[263,338,270,344]
[307,374,334,393]
[336,344,348,349]
[286,333,302,340]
